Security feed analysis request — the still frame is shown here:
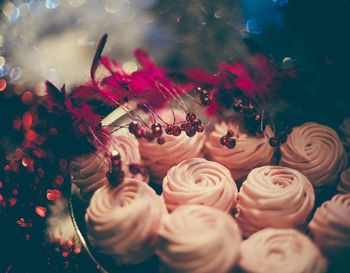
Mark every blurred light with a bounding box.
[0,79,7,91]
[0,56,6,67]
[2,2,20,23]
[273,0,288,7]
[105,0,124,13]
[214,10,224,19]
[122,61,138,73]
[9,67,22,82]
[246,19,263,35]
[68,0,86,7]
[19,3,30,16]
[34,81,46,96]
[77,36,96,47]
[282,57,294,69]
[45,0,60,10]
[22,91,33,105]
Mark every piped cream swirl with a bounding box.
[338,167,350,193]
[309,193,350,258]
[85,179,166,264]
[157,205,242,273]
[138,109,206,182]
[239,228,327,273]
[204,120,275,182]
[110,134,149,183]
[236,165,315,237]
[71,150,109,198]
[163,158,238,212]
[280,122,347,188]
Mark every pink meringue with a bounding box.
[309,193,350,258]
[239,228,327,273]
[110,134,149,183]
[205,120,275,181]
[338,167,350,193]
[138,109,206,183]
[236,165,315,237]
[85,179,166,264]
[162,158,238,212]
[70,150,109,198]
[157,205,242,273]
[280,122,347,188]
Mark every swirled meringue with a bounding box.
[340,117,350,155]
[138,109,206,183]
[71,150,109,198]
[236,165,315,237]
[85,179,166,264]
[162,158,238,212]
[110,134,149,183]
[309,193,350,258]
[239,228,327,273]
[157,205,242,273]
[338,167,350,193]
[204,120,275,182]
[280,122,348,188]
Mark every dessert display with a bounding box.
[138,109,206,183]
[236,165,315,237]
[85,179,166,265]
[162,158,238,212]
[70,150,110,199]
[239,228,327,273]
[308,193,350,259]
[109,134,149,183]
[339,117,350,156]
[280,122,348,189]
[204,120,275,182]
[338,167,350,193]
[156,205,242,273]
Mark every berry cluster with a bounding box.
[232,98,260,121]
[268,126,293,147]
[107,151,124,186]
[128,163,148,177]
[128,112,204,144]
[107,152,149,187]
[194,87,211,106]
[220,130,238,149]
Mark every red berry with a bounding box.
[172,126,181,136]
[157,137,165,145]
[192,119,202,127]
[134,128,144,139]
[144,130,155,141]
[181,122,192,131]
[196,124,204,133]
[226,130,234,137]
[194,86,203,94]
[186,112,196,123]
[151,123,162,137]
[269,137,279,147]
[226,138,236,149]
[165,125,173,135]
[129,164,140,174]
[200,96,211,106]
[220,136,228,146]
[186,127,196,137]
[128,121,139,134]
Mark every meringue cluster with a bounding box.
[70,109,350,273]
